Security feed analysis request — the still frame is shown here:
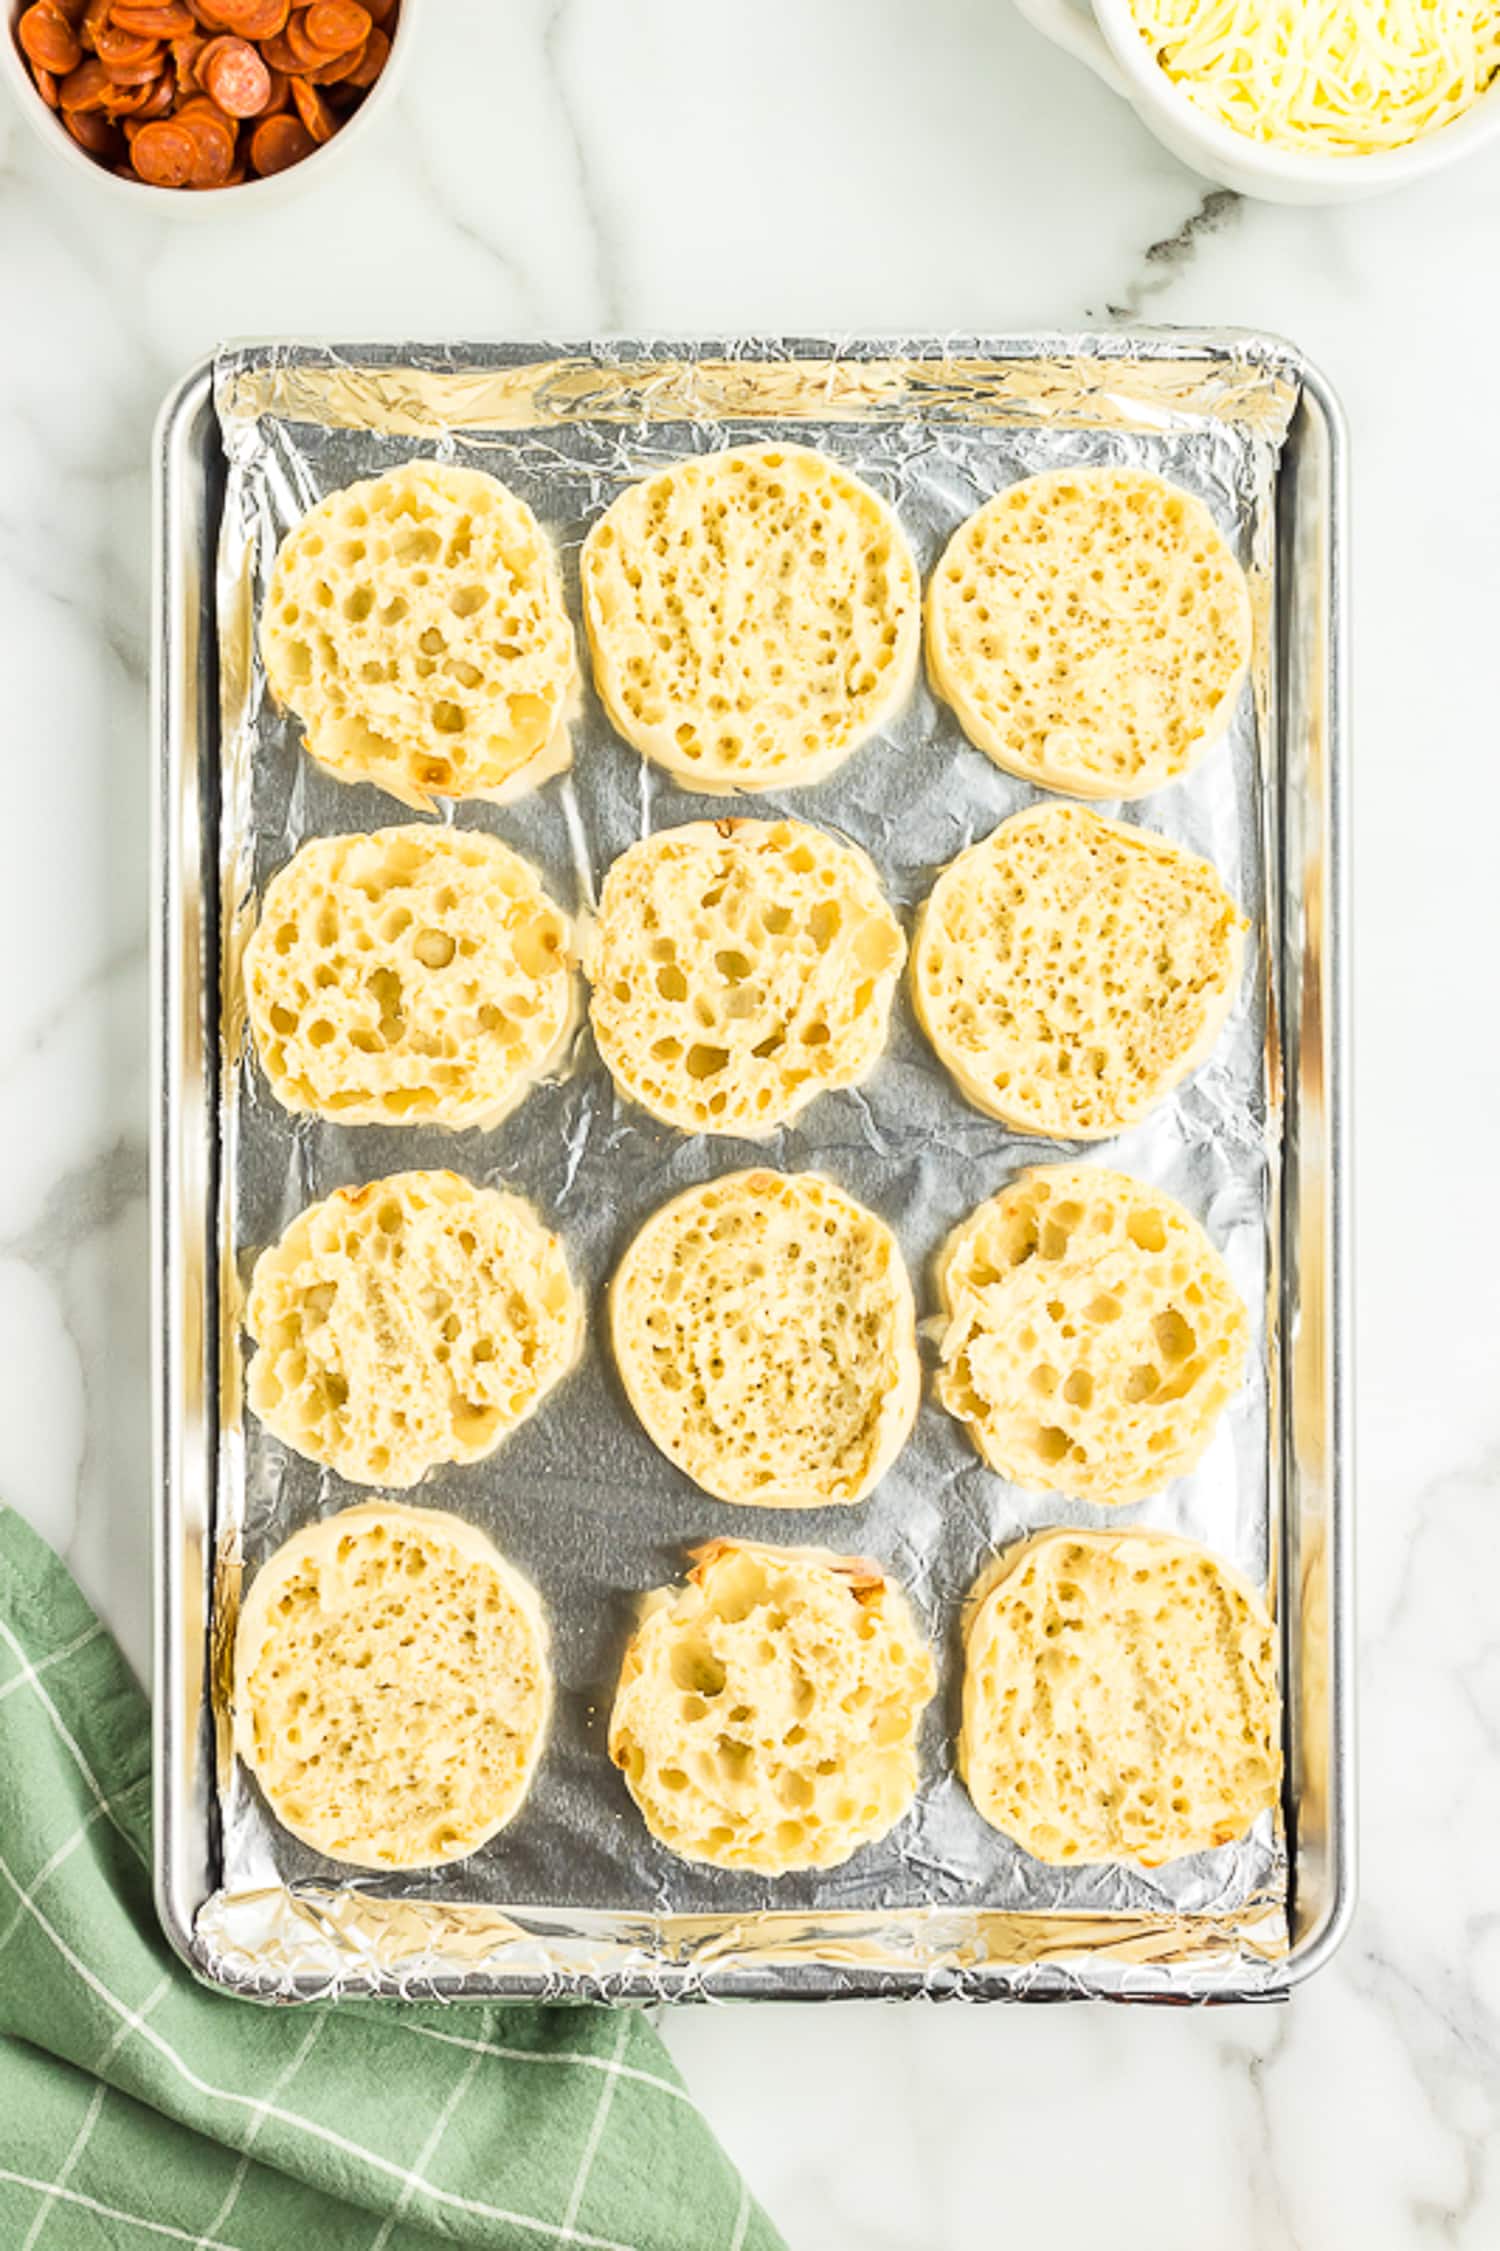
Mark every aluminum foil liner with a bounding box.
[197,338,1300,2001]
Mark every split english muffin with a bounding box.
[234,1500,551,1871]
[911,802,1246,1139]
[610,1540,935,1873]
[960,1528,1280,1867]
[935,1164,1249,1508]
[927,466,1251,799]
[610,1169,919,1509]
[244,824,576,1131]
[260,459,578,811]
[580,442,920,792]
[585,817,904,1136]
[246,1170,582,1488]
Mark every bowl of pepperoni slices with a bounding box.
[4,0,414,201]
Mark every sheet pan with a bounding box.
[152,334,1353,2001]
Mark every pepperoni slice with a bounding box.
[65,102,123,154]
[190,125,239,185]
[175,94,238,179]
[101,44,165,80]
[307,33,363,82]
[260,60,290,108]
[344,21,383,84]
[130,113,197,180]
[214,0,289,34]
[199,31,269,112]
[108,3,196,31]
[283,9,329,66]
[57,55,112,106]
[133,67,176,113]
[288,69,331,137]
[170,30,205,81]
[18,4,83,74]
[92,18,159,63]
[101,71,161,109]
[258,28,303,69]
[249,108,312,170]
[303,0,366,51]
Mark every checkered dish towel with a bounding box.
[0,1506,785,2251]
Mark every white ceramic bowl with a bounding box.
[2,0,419,213]
[1014,0,1500,203]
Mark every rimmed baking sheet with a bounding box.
[152,334,1352,2001]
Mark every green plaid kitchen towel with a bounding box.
[0,1505,785,2251]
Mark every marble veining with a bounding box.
[1101,186,1243,317]
[1,0,1497,2241]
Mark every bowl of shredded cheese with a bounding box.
[1012,0,1500,198]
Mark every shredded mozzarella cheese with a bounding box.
[1127,0,1500,153]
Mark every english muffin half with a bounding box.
[610,1540,935,1873]
[912,803,1246,1138]
[927,467,1251,798]
[960,1528,1280,1867]
[261,460,578,810]
[581,443,920,791]
[610,1169,919,1508]
[585,817,904,1136]
[935,1165,1249,1508]
[234,1500,550,1870]
[246,1170,582,1487]
[244,825,576,1130]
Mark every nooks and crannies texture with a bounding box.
[244,825,576,1129]
[581,443,921,790]
[610,1170,920,1508]
[912,802,1246,1138]
[585,817,905,1136]
[260,460,579,810]
[246,1170,583,1487]
[927,467,1251,798]
[234,1501,552,1871]
[610,1540,936,1873]
[935,1165,1249,1507]
[960,1528,1281,1867]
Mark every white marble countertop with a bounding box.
[2,1,1497,2243]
